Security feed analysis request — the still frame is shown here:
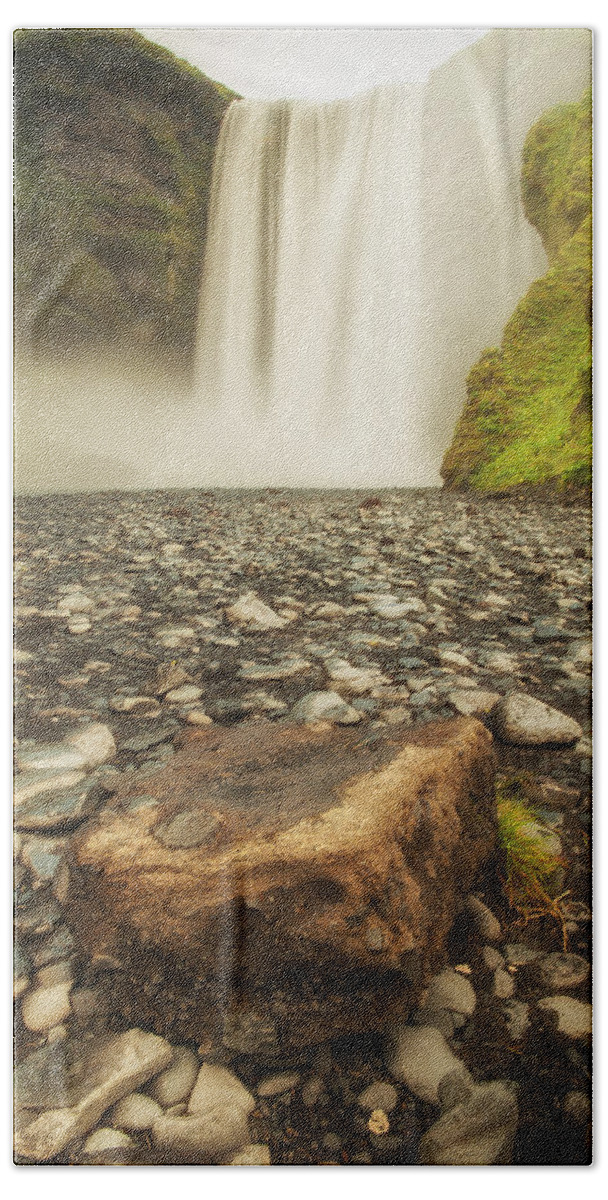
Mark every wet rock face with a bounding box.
[14,29,236,360]
[67,716,496,1048]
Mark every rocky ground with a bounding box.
[14,488,592,1165]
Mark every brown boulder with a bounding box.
[67,717,496,1049]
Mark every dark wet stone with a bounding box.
[15,896,62,935]
[206,699,247,721]
[119,725,177,752]
[14,941,31,978]
[15,777,100,833]
[351,697,380,715]
[533,620,570,641]
[15,1042,78,1110]
[32,924,75,967]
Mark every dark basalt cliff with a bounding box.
[14,29,237,365]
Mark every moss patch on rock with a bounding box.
[14,29,237,366]
[442,89,592,493]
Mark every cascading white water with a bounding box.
[194,27,590,488]
[195,85,431,486]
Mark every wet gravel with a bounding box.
[13,488,592,1165]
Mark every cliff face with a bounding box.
[14,29,236,364]
[441,88,592,493]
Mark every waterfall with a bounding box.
[193,28,590,489]
[195,85,430,486]
[14,29,590,495]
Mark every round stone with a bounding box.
[504,943,543,966]
[538,953,590,991]
[256,1071,300,1097]
[185,710,213,726]
[465,895,502,942]
[149,1046,200,1107]
[111,1092,163,1131]
[537,996,592,1038]
[357,1081,398,1113]
[290,690,361,724]
[387,1025,472,1104]
[67,617,91,634]
[165,685,203,704]
[67,723,116,767]
[494,968,515,999]
[82,1127,133,1156]
[57,593,93,614]
[562,1091,591,1124]
[153,809,221,849]
[16,744,87,773]
[423,968,476,1016]
[482,946,504,971]
[151,1108,250,1163]
[22,981,72,1032]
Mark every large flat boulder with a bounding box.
[66,717,496,1049]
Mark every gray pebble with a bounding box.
[153,808,221,849]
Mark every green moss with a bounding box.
[522,92,592,262]
[13,28,237,361]
[496,778,567,935]
[442,88,592,493]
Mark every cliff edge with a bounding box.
[441,88,592,494]
[14,29,236,365]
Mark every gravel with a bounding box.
[13,488,592,1165]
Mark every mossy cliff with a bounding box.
[14,29,236,364]
[442,88,592,493]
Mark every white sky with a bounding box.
[138,27,488,100]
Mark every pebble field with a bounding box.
[14,488,592,1165]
